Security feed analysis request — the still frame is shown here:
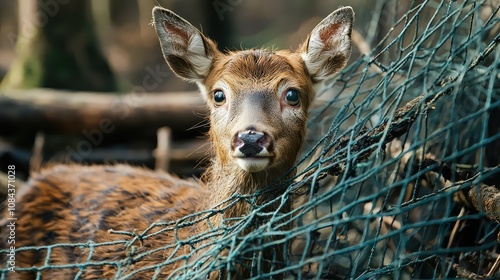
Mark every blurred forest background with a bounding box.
[0,0,412,188]
[0,0,377,183]
[0,0,375,91]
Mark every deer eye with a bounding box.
[213,90,226,106]
[284,89,300,106]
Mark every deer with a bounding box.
[1,6,353,279]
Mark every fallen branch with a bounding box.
[469,184,500,222]
[0,89,207,136]
[452,263,485,280]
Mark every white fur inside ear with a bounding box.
[302,7,353,82]
[302,27,351,77]
[153,7,215,81]
[187,33,213,78]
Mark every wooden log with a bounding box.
[0,89,208,137]
[51,139,209,163]
[50,138,209,177]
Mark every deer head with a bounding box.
[153,6,353,178]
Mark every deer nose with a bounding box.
[232,130,271,157]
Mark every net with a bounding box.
[2,0,500,279]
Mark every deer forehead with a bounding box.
[205,50,314,99]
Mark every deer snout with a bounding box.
[232,129,273,172]
[233,130,271,156]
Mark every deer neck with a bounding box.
[198,160,294,222]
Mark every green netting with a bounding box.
[2,0,500,279]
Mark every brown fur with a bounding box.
[1,6,353,279]
[2,165,202,279]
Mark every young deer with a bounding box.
[1,6,353,279]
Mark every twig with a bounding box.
[154,127,172,172]
[447,207,466,249]
[467,32,500,71]
[488,252,500,277]
[29,131,45,175]
[453,263,485,280]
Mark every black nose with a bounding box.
[233,130,269,157]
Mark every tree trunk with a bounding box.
[1,0,116,91]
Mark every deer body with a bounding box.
[1,6,353,279]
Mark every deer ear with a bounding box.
[301,7,354,82]
[152,7,218,82]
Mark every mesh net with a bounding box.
[2,0,500,279]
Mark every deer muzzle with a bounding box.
[232,129,273,172]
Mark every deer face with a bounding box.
[153,7,353,173]
[203,50,315,172]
